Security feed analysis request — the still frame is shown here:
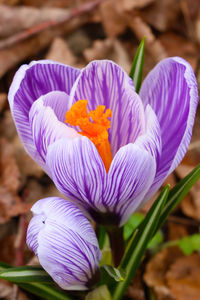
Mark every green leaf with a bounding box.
[102,265,126,282]
[0,263,72,300]
[98,226,107,249]
[17,283,72,300]
[0,262,11,271]
[147,230,163,250]
[129,37,145,92]
[178,234,200,255]
[123,213,144,240]
[0,265,53,283]
[156,164,200,231]
[113,185,170,300]
[85,285,112,300]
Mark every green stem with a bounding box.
[106,227,124,267]
[159,239,179,250]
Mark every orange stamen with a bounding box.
[65,100,112,172]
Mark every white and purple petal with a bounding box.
[140,57,199,201]
[8,60,80,166]
[105,143,156,226]
[29,92,79,164]
[46,137,107,217]
[27,197,101,290]
[69,60,145,155]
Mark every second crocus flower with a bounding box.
[27,197,101,290]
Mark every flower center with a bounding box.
[65,100,112,172]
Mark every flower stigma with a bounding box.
[65,100,112,172]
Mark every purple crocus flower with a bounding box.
[8,58,198,226]
[26,197,101,290]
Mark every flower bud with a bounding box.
[27,197,101,290]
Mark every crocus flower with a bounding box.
[8,58,198,226]
[26,197,101,290]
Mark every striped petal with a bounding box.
[105,144,156,226]
[140,57,199,201]
[46,137,107,216]
[29,92,79,164]
[135,104,162,162]
[27,197,101,291]
[8,60,80,165]
[69,60,145,156]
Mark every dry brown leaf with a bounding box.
[140,0,180,32]
[116,0,154,11]
[0,110,17,141]
[144,247,183,300]
[0,93,7,112]
[163,173,177,189]
[0,5,72,38]
[46,37,78,66]
[127,14,167,62]
[99,0,127,37]
[159,32,198,70]
[176,164,200,220]
[24,178,63,207]
[12,136,44,185]
[166,254,200,300]
[0,0,20,5]
[0,138,31,223]
[0,279,29,300]
[127,270,145,300]
[0,13,91,78]
[84,38,131,73]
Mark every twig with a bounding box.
[167,215,199,227]
[0,0,104,50]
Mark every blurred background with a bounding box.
[0,0,200,299]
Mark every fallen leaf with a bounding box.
[0,93,7,113]
[176,164,200,221]
[99,0,127,37]
[116,0,154,11]
[0,138,30,223]
[159,32,198,69]
[127,13,167,62]
[12,136,44,186]
[144,247,182,300]
[166,253,200,300]
[83,38,131,73]
[46,37,78,66]
[0,5,73,38]
[0,110,18,141]
[140,0,180,32]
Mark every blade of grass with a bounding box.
[129,37,145,92]
[113,185,170,300]
[17,282,72,300]
[157,164,200,230]
[0,265,53,283]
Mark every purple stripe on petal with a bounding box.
[29,92,79,163]
[8,60,80,166]
[69,60,145,155]
[105,143,156,226]
[140,57,199,202]
[46,137,107,215]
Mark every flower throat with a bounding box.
[65,100,112,172]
